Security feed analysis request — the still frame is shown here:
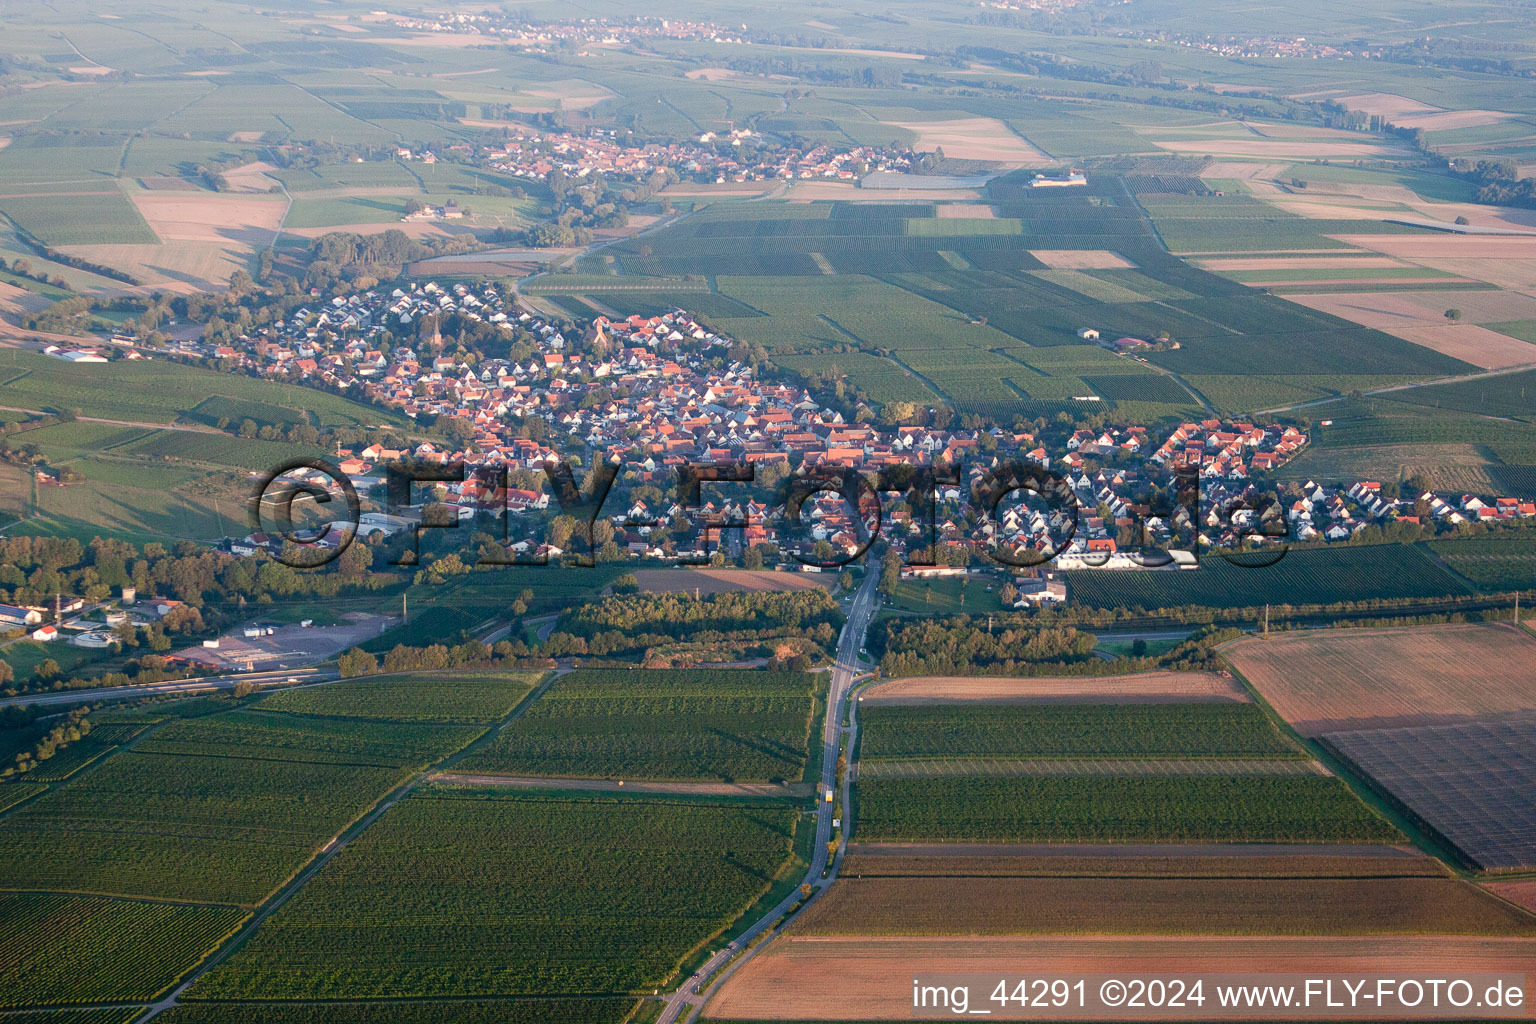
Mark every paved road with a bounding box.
[658,570,881,1024]
[0,667,331,709]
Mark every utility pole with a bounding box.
[1263,602,1269,636]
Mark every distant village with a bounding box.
[482,126,917,185]
[84,283,1526,606]
[382,12,748,50]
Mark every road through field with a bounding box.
[659,569,881,1024]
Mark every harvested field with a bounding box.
[1333,234,1536,260]
[1384,325,1536,370]
[1199,161,1289,180]
[1283,289,1536,327]
[128,192,287,244]
[631,568,835,595]
[1152,138,1404,159]
[706,936,1536,1020]
[859,671,1247,705]
[935,202,997,218]
[1223,623,1536,735]
[788,876,1536,936]
[1199,256,1408,271]
[1028,249,1136,269]
[428,773,812,798]
[881,117,1047,164]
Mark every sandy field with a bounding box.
[221,161,282,192]
[882,116,1047,164]
[0,138,11,152]
[0,281,52,316]
[1256,278,1473,289]
[52,241,246,293]
[1199,161,1289,180]
[1398,256,1536,292]
[128,191,287,245]
[1331,234,1536,261]
[1199,256,1409,271]
[858,671,1247,705]
[1153,138,1405,159]
[429,773,812,797]
[935,202,997,218]
[1029,249,1136,269]
[707,935,1536,1020]
[1281,288,1536,334]
[1385,325,1536,370]
[1223,624,1536,735]
[632,568,834,595]
[1332,92,1514,130]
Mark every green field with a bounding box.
[1065,543,1474,610]
[190,791,799,999]
[0,710,480,905]
[458,669,820,783]
[856,775,1402,843]
[858,704,1301,761]
[888,576,1006,614]
[0,892,246,1009]
[256,671,544,723]
[1429,534,1536,590]
[0,350,404,430]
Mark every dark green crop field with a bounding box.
[459,669,819,782]
[190,791,799,1000]
[0,711,480,906]
[255,671,545,724]
[1064,543,1473,610]
[858,704,1300,761]
[0,892,247,1008]
[855,775,1402,843]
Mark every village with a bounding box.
[482,126,917,186]
[90,280,1522,605]
[380,12,750,50]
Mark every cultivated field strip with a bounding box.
[857,756,1331,778]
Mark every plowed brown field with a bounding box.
[859,671,1247,705]
[1222,623,1536,735]
[706,936,1536,1019]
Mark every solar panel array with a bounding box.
[1325,717,1536,870]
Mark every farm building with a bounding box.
[1076,328,1100,340]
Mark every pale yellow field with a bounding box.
[881,116,1047,164]
[129,191,287,245]
[1386,325,1536,370]
[1029,249,1136,269]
